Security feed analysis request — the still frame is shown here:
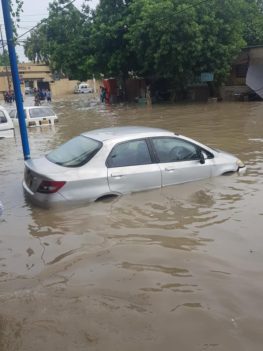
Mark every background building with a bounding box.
[0,62,95,98]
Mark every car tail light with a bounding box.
[37,180,66,194]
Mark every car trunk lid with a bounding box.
[24,158,69,193]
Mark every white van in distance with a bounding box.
[74,82,93,94]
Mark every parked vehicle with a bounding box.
[74,83,93,94]
[0,106,14,138]
[23,126,246,207]
[9,106,58,127]
[24,87,32,95]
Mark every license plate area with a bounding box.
[39,119,49,125]
[25,168,33,188]
[24,168,39,191]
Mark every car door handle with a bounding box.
[165,167,176,172]
[111,173,125,178]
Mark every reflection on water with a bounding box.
[1,96,263,350]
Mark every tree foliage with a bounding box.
[126,0,248,86]
[10,0,23,19]
[24,0,91,79]
[85,0,135,79]
[23,0,263,86]
[0,50,9,66]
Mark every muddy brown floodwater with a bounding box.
[0,96,263,351]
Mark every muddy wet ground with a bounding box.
[0,96,263,350]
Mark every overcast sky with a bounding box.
[0,0,99,61]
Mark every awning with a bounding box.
[246,64,263,98]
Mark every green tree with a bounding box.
[241,0,263,45]
[10,0,23,18]
[0,50,9,66]
[23,25,49,63]
[23,0,263,89]
[89,0,263,86]
[24,0,92,80]
[125,0,248,88]
[84,0,135,79]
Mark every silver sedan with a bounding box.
[23,126,246,207]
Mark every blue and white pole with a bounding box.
[1,0,30,160]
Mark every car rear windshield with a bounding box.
[46,136,102,167]
[29,108,55,118]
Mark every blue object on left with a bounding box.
[1,0,30,160]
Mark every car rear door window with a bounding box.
[0,111,7,124]
[46,136,102,167]
[151,137,199,163]
[29,108,55,118]
[107,139,152,168]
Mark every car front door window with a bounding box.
[107,139,162,193]
[152,137,199,163]
[151,137,212,186]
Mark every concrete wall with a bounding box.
[0,76,11,93]
[50,79,78,97]
[50,79,100,98]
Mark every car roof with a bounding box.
[23,106,54,110]
[9,106,54,112]
[81,126,174,142]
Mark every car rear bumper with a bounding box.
[23,180,65,208]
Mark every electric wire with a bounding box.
[0,0,78,46]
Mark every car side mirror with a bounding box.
[200,151,205,164]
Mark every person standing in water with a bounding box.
[46,90,52,103]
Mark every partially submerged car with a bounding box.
[0,106,14,138]
[23,126,246,207]
[9,106,58,127]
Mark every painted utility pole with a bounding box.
[1,0,30,160]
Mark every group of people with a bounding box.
[34,88,52,106]
[3,91,15,104]
[2,88,52,106]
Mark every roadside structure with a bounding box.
[0,62,94,98]
[1,47,262,102]
[221,45,263,101]
[100,47,263,103]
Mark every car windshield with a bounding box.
[46,136,102,167]
[29,108,55,118]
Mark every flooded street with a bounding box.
[0,97,263,350]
